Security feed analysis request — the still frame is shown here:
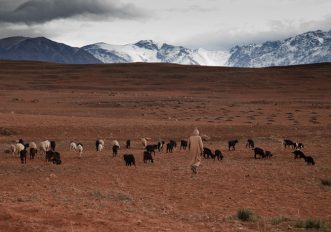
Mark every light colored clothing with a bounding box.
[188,129,204,167]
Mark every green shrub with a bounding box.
[294,219,326,230]
[237,209,253,221]
[271,216,290,225]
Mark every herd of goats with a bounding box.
[6,137,315,167]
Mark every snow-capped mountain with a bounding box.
[227,30,331,67]
[82,40,230,66]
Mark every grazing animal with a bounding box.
[45,150,62,164]
[166,143,174,153]
[304,156,315,165]
[70,141,77,151]
[203,147,214,159]
[112,145,119,157]
[38,140,51,155]
[126,139,131,149]
[283,139,295,149]
[50,141,56,151]
[143,151,154,163]
[265,151,272,158]
[76,143,84,157]
[253,147,265,159]
[294,142,304,150]
[145,144,158,155]
[123,154,135,166]
[170,140,177,148]
[228,140,238,151]
[214,149,224,160]
[112,140,120,148]
[29,147,37,159]
[246,139,255,148]
[180,140,188,150]
[20,149,27,164]
[10,143,25,156]
[141,138,148,147]
[96,139,105,151]
[292,150,306,159]
[157,140,165,152]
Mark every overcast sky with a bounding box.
[0,0,330,50]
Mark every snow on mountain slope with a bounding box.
[82,40,230,66]
[227,30,331,67]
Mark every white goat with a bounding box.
[38,140,50,155]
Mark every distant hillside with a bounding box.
[0,37,102,64]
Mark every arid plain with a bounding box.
[0,61,330,231]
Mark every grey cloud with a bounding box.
[0,0,148,24]
[182,15,331,50]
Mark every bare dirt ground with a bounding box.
[0,61,330,231]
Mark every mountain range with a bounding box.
[0,30,330,67]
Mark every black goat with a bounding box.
[265,151,272,158]
[294,142,304,150]
[293,150,305,159]
[180,140,188,150]
[214,149,224,160]
[143,151,154,163]
[246,139,255,148]
[112,145,119,157]
[228,140,238,151]
[145,144,158,155]
[203,147,214,159]
[20,149,27,164]
[283,139,295,149]
[45,150,62,165]
[166,143,174,153]
[123,154,135,166]
[50,141,56,151]
[126,140,131,149]
[253,147,265,159]
[157,141,165,152]
[29,147,37,160]
[304,156,315,165]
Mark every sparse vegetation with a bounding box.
[0,127,15,136]
[271,216,290,225]
[237,209,253,221]
[320,179,331,186]
[294,219,326,230]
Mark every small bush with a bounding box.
[0,127,15,136]
[271,216,290,225]
[237,209,253,221]
[320,179,331,186]
[294,219,326,230]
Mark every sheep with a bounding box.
[141,138,148,147]
[112,145,119,157]
[10,143,25,156]
[253,147,265,159]
[143,151,154,163]
[246,139,255,148]
[203,147,214,159]
[112,140,120,148]
[20,149,27,164]
[123,154,135,166]
[304,156,315,165]
[283,139,295,149]
[29,147,37,159]
[214,149,224,160]
[29,142,37,149]
[76,143,83,157]
[126,139,131,149]
[96,139,105,151]
[70,141,77,151]
[228,140,238,151]
[180,140,188,150]
[292,150,306,159]
[38,140,50,155]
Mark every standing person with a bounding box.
[188,128,204,174]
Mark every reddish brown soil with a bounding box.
[0,61,330,231]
